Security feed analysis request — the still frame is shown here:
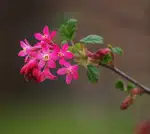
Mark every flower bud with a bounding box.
[96,48,111,55]
[120,96,133,110]
[131,88,144,96]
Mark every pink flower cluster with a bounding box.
[18,26,78,84]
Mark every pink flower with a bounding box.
[20,59,43,82]
[18,39,32,57]
[18,39,38,62]
[20,59,37,75]
[54,44,73,65]
[34,25,56,43]
[36,47,57,69]
[57,62,78,84]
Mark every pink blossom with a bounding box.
[57,62,78,84]
[34,25,56,43]
[36,47,57,69]
[54,44,73,65]
[18,39,32,57]
[20,59,37,74]
[18,39,39,62]
[20,59,43,82]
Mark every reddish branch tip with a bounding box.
[120,96,133,110]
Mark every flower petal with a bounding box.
[66,74,72,84]
[38,60,45,69]
[20,41,27,48]
[50,31,56,39]
[57,68,67,75]
[24,39,30,46]
[18,50,27,57]
[62,44,68,51]
[43,68,57,80]
[72,71,78,80]
[59,58,66,65]
[72,65,78,71]
[24,56,29,63]
[51,52,59,60]
[63,61,71,67]
[42,43,49,53]
[34,33,43,40]
[65,52,73,59]
[35,53,43,60]
[48,60,56,68]
[43,25,49,35]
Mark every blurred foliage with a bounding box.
[0,103,134,134]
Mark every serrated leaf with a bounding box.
[100,54,112,64]
[87,65,100,83]
[115,80,126,91]
[59,18,78,42]
[80,35,104,44]
[112,47,123,55]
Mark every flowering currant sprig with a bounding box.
[18,18,150,110]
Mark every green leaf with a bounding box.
[112,47,123,55]
[100,54,112,64]
[61,40,68,44]
[59,18,78,41]
[127,83,136,91]
[68,43,82,53]
[80,35,104,44]
[87,65,100,83]
[115,80,126,91]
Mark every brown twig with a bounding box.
[100,64,150,94]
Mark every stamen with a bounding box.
[43,54,49,61]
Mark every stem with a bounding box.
[100,64,150,94]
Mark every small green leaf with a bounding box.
[61,40,67,44]
[80,35,104,44]
[127,83,136,91]
[59,18,78,42]
[112,47,123,55]
[87,65,100,83]
[100,54,112,64]
[68,43,82,53]
[115,80,126,91]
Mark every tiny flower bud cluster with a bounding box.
[88,48,111,60]
[120,88,144,110]
[18,26,78,84]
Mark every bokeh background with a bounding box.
[0,0,150,134]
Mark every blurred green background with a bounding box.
[0,103,135,134]
[1,0,150,134]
